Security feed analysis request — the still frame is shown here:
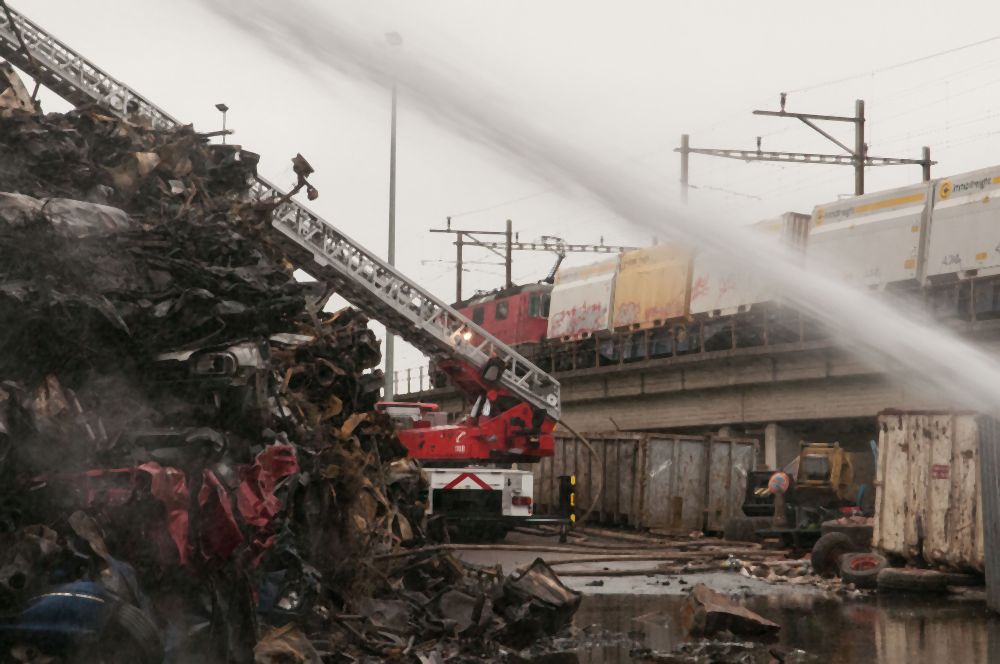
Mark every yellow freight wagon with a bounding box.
[611,244,692,330]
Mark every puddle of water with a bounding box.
[571,592,1000,663]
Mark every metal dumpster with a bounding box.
[873,410,984,571]
[978,417,1000,612]
[532,432,757,533]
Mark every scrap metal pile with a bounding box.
[0,70,579,663]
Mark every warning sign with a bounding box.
[931,464,950,480]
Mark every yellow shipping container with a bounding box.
[612,245,692,329]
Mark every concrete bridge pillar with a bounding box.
[764,422,800,471]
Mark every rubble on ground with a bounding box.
[681,584,779,638]
[632,640,813,664]
[0,75,580,662]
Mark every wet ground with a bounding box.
[573,590,999,663]
[456,531,1000,663]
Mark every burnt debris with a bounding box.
[0,84,579,662]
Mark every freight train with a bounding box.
[449,164,1000,372]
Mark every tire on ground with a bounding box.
[876,568,949,594]
[838,552,888,589]
[723,516,771,543]
[110,602,164,664]
[811,532,856,577]
[820,521,873,550]
[943,572,983,587]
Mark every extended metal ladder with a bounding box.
[0,5,560,417]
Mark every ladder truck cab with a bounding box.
[378,356,564,540]
[0,5,569,545]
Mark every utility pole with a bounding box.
[454,221,463,303]
[677,97,934,200]
[431,220,636,302]
[504,219,513,288]
[679,133,689,204]
[853,99,865,194]
[432,219,509,303]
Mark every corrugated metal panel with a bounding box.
[977,416,1000,612]
[612,245,692,329]
[927,167,1000,280]
[531,432,756,532]
[781,211,812,251]
[873,411,984,571]
[807,182,932,288]
[546,257,618,339]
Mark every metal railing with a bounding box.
[393,365,435,396]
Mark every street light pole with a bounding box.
[215,103,228,145]
[384,32,402,400]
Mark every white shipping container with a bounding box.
[926,167,1000,280]
[807,183,932,289]
[873,410,984,571]
[690,252,770,317]
[690,212,809,316]
[546,257,618,340]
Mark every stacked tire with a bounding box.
[876,568,948,594]
[811,532,858,577]
[838,552,887,589]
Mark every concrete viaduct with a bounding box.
[400,319,1000,470]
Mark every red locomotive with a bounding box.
[454,283,552,347]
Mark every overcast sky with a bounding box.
[16,0,1000,377]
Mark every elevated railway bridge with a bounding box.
[399,305,1000,470]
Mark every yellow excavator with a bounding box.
[727,442,858,548]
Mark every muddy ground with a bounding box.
[457,530,1000,663]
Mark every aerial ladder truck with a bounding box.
[0,6,572,540]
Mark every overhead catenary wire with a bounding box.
[785,33,1000,95]
[449,31,1000,226]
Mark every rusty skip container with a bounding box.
[612,244,692,330]
[532,432,756,532]
[873,410,984,571]
[546,256,618,340]
[978,418,1000,612]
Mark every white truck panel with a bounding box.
[807,183,932,289]
[926,167,1000,280]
